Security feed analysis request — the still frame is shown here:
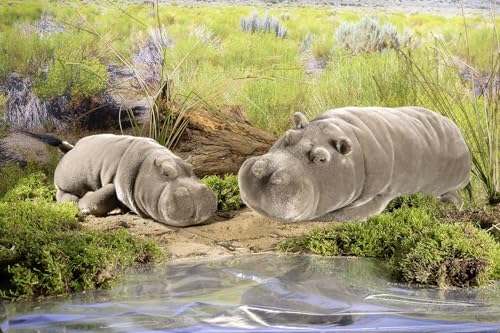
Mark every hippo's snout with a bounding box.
[163,183,216,227]
[238,154,316,222]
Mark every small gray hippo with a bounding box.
[238,107,471,222]
[28,133,217,227]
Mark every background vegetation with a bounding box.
[0,0,499,290]
[1,2,497,191]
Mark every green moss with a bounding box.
[384,192,449,216]
[1,171,55,202]
[0,170,163,300]
[201,174,242,212]
[0,162,57,199]
[279,205,500,287]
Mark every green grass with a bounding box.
[310,50,420,113]
[0,167,163,300]
[279,195,500,287]
[32,33,109,100]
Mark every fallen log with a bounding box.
[174,105,276,177]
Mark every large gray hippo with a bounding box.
[238,107,471,222]
[28,133,217,227]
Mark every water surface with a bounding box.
[2,254,500,332]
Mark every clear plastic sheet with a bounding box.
[1,254,500,332]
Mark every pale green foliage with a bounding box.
[0,28,54,79]
[241,68,311,135]
[0,94,7,138]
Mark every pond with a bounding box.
[1,254,500,332]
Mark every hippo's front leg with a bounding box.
[314,194,393,222]
[78,184,119,217]
[56,188,80,203]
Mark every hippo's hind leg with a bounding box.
[315,194,393,222]
[56,188,80,203]
[440,190,463,208]
[78,184,119,217]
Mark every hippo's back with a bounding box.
[54,134,157,197]
[318,106,471,196]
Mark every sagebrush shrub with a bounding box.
[240,12,287,39]
[335,16,416,54]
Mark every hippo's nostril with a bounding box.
[270,170,290,185]
[251,159,269,179]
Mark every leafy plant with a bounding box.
[0,162,58,198]
[384,192,450,216]
[201,174,242,212]
[311,50,418,113]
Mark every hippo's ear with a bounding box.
[154,158,178,178]
[161,163,178,178]
[185,155,193,164]
[332,137,352,155]
[309,147,331,164]
[293,112,309,129]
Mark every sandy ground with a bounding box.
[84,208,328,260]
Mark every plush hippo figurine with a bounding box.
[27,133,217,227]
[238,107,471,222]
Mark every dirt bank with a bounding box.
[83,208,328,260]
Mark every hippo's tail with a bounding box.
[22,131,74,154]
